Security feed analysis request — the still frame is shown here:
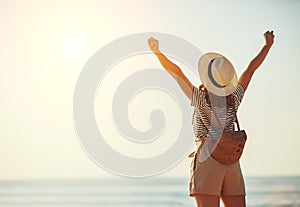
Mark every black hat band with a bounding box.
[208,58,227,89]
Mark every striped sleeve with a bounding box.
[191,85,206,107]
[233,83,245,108]
[192,109,208,139]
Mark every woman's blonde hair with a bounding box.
[199,84,235,108]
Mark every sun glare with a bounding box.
[64,37,85,59]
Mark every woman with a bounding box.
[147,31,274,207]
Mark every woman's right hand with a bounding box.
[264,30,275,47]
[147,37,160,54]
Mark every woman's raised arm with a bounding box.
[148,37,194,100]
[239,30,275,91]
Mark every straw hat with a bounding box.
[198,52,238,96]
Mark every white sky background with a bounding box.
[0,0,299,180]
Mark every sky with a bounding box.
[0,0,300,180]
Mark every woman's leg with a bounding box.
[221,195,246,207]
[195,195,220,207]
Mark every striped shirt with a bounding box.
[191,83,245,140]
[190,83,245,161]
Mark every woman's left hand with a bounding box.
[147,37,160,54]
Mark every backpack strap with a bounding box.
[211,105,241,131]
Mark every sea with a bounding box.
[0,177,299,207]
